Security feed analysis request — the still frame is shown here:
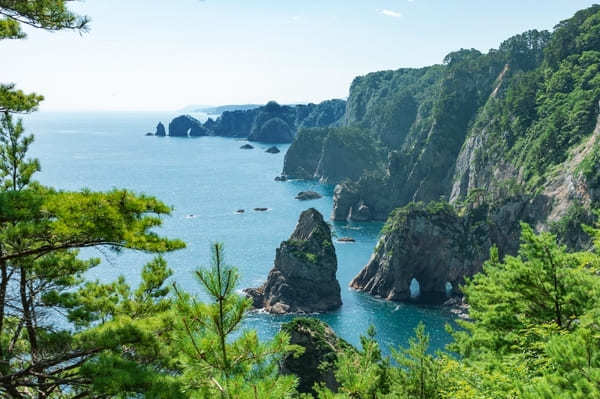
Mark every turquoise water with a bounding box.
[24,111,456,353]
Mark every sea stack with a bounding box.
[155,122,166,136]
[244,208,341,314]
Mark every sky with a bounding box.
[2,0,599,111]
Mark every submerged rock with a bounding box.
[266,146,281,154]
[295,191,322,201]
[280,318,351,394]
[275,175,288,182]
[145,132,154,136]
[244,208,342,313]
[240,144,254,149]
[236,209,245,214]
[254,207,268,211]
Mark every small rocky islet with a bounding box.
[244,208,342,314]
[295,190,322,201]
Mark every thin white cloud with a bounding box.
[378,9,403,18]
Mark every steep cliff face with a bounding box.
[282,128,329,179]
[244,208,342,314]
[344,8,600,303]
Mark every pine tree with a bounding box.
[174,243,299,399]
[314,325,391,399]
[393,323,443,399]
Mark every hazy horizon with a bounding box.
[4,0,598,111]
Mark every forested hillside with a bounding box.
[285,6,600,234]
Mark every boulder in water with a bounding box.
[240,144,254,149]
[266,146,281,154]
[295,191,322,201]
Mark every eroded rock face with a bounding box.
[280,318,350,394]
[244,208,342,314]
[282,128,329,179]
[350,199,541,302]
[168,115,206,137]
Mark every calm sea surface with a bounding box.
[24,111,456,353]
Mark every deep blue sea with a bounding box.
[24,111,456,354]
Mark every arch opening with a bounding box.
[409,278,421,299]
[445,281,453,296]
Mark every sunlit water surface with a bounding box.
[25,111,456,354]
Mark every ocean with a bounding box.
[24,111,456,353]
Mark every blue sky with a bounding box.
[2,0,598,111]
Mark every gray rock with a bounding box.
[155,122,166,137]
[168,115,206,137]
[240,144,254,149]
[244,208,342,313]
[266,146,281,154]
[295,191,322,201]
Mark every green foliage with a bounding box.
[448,223,600,397]
[173,243,300,398]
[0,112,40,191]
[0,0,89,40]
[577,139,600,190]
[0,1,89,113]
[381,201,457,235]
[314,326,391,398]
[392,323,444,399]
[0,83,44,113]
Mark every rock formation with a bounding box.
[280,318,351,394]
[157,99,345,143]
[168,115,207,137]
[350,198,545,302]
[282,128,329,179]
[155,122,166,137]
[240,144,254,149]
[295,191,322,201]
[244,208,341,314]
[265,146,281,154]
